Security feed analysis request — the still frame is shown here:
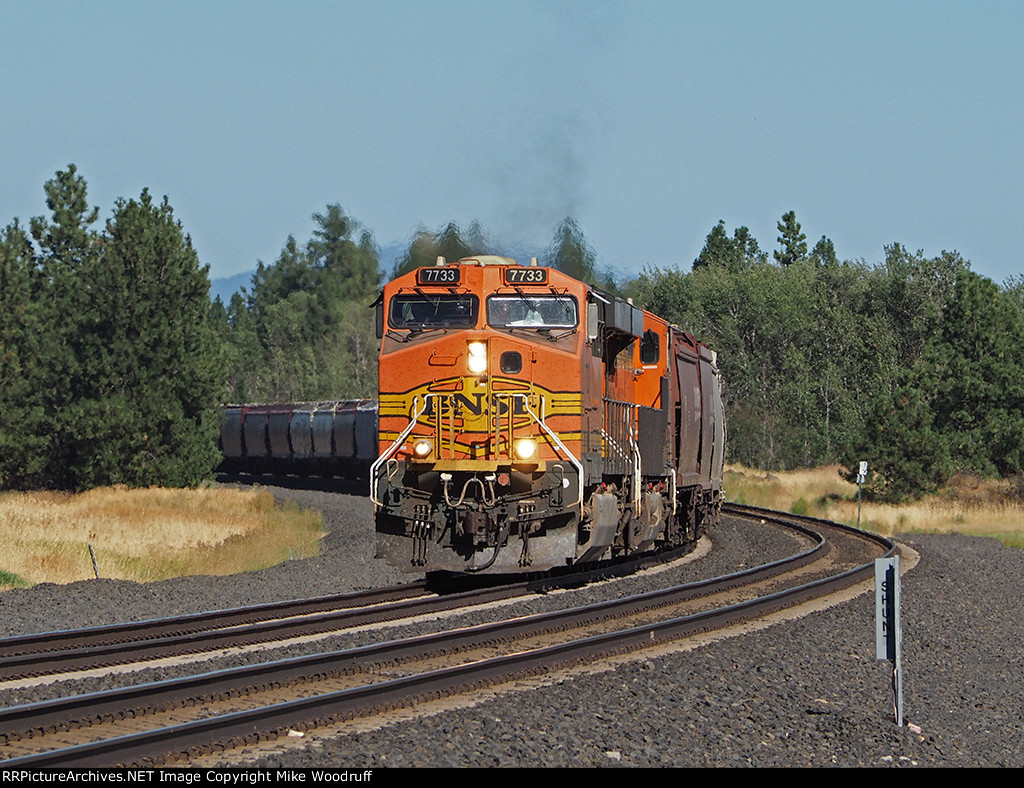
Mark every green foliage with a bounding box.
[925,271,1024,475]
[858,268,1024,499]
[774,210,808,266]
[810,235,838,268]
[637,254,863,469]
[85,190,224,487]
[0,220,50,488]
[1,167,223,491]
[1001,273,1024,310]
[0,568,31,588]
[29,163,99,272]
[692,220,767,271]
[12,166,1020,504]
[392,220,489,278]
[855,382,952,502]
[217,205,383,402]
[637,222,1024,501]
[546,217,597,283]
[217,291,262,402]
[28,164,102,486]
[544,216,624,293]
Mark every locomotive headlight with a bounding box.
[411,438,434,459]
[514,438,537,460]
[467,341,488,374]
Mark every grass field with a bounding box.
[3,466,1021,592]
[0,485,325,591]
[725,464,1024,548]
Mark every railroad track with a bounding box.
[0,505,895,767]
[0,584,428,680]
[0,543,697,684]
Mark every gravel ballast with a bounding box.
[1,484,1021,768]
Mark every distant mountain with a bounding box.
[377,241,406,276]
[208,270,254,303]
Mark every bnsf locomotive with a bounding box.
[372,255,724,574]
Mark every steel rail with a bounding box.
[724,502,897,558]
[3,509,891,767]
[0,584,428,660]
[0,581,526,681]
[0,540,704,681]
[0,514,822,740]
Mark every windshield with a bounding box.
[389,294,479,329]
[487,294,578,329]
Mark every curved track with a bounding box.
[0,541,701,683]
[0,505,896,767]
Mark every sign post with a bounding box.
[875,556,903,726]
[857,461,867,529]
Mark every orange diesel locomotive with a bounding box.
[372,255,724,574]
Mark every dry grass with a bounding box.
[0,485,326,590]
[724,464,1024,548]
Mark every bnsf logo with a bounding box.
[379,379,581,436]
[381,382,543,434]
[415,390,536,433]
[422,393,530,418]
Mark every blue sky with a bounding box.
[2,0,1022,285]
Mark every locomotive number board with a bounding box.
[417,267,461,285]
[503,267,548,285]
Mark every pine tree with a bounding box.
[856,381,952,502]
[29,165,102,487]
[434,221,475,267]
[392,220,483,278]
[309,204,382,300]
[0,220,49,487]
[14,167,225,489]
[71,189,224,487]
[692,220,735,270]
[774,211,808,267]
[229,205,382,401]
[217,291,263,402]
[693,221,766,271]
[924,270,1024,476]
[810,235,838,267]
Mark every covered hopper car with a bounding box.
[218,400,378,478]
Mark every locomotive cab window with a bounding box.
[487,295,578,329]
[389,294,479,329]
[640,329,660,365]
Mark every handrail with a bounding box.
[370,395,429,506]
[602,399,641,515]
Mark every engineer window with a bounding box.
[487,295,578,329]
[389,294,479,329]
